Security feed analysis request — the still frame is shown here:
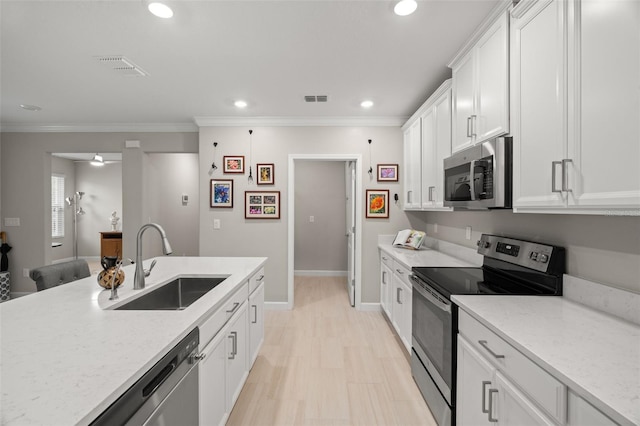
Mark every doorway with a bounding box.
[287,154,362,310]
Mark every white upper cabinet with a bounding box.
[403,120,422,209]
[512,0,640,214]
[451,9,510,153]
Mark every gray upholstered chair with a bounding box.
[29,259,91,291]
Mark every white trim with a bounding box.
[288,154,363,311]
[194,116,406,127]
[358,303,382,312]
[264,302,290,311]
[0,123,198,133]
[294,270,348,277]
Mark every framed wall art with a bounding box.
[210,179,233,208]
[257,163,275,185]
[366,189,389,218]
[223,156,245,173]
[245,191,280,219]
[377,164,399,182]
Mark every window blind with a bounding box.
[52,174,65,238]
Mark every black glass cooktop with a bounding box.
[411,265,560,299]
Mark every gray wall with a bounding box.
[199,126,411,304]
[294,161,347,273]
[408,210,640,294]
[75,161,122,258]
[0,132,198,293]
[51,156,76,262]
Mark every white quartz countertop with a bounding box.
[452,295,640,426]
[0,256,267,426]
[378,243,481,270]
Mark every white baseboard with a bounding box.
[294,270,347,277]
[358,302,381,312]
[265,301,290,311]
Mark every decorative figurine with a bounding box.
[110,211,120,231]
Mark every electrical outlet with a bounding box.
[465,226,472,240]
[213,219,221,230]
[23,268,29,278]
[309,216,315,223]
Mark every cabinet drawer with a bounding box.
[459,310,567,424]
[380,252,393,268]
[199,282,248,348]
[392,262,412,287]
[249,268,265,294]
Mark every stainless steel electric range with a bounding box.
[409,234,565,426]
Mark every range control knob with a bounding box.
[530,252,538,261]
[539,254,549,263]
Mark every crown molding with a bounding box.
[193,116,407,127]
[0,122,199,133]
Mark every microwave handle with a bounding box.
[469,160,477,201]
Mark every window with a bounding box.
[52,174,65,238]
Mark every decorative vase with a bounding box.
[97,256,124,289]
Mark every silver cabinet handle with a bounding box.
[488,389,498,422]
[482,381,491,413]
[395,269,405,275]
[228,331,238,359]
[226,302,240,314]
[382,271,387,285]
[407,190,412,204]
[471,114,477,136]
[256,274,265,282]
[382,256,388,261]
[252,305,258,324]
[397,287,402,304]
[428,186,435,202]
[552,161,563,193]
[478,340,505,359]
[562,159,573,192]
[467,116,472,137]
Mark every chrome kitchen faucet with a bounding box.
[134,223,173,290]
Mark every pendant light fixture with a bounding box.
[211,142,218,171]
[247,130,254,184]
[367,139,373,177]
[394,0,417,16]
[90,153,104,166]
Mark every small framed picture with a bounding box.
[377,164,399,182]
[223,156,245,174]
[366,189,389,218]
[257,163,275,185]
[245,191,280,219]
[210,179,233,208]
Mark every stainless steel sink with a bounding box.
[115,276,229,310]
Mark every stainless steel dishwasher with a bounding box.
[91,328,201,426]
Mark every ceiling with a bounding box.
[0,0,499,131]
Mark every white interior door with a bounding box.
[345,161,356,306]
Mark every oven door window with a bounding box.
[444,156,493,202]
[412,287,452,390]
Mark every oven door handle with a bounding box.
[410,274,451,313]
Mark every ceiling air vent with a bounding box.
[95,56,148,77]
[304,95,328,103]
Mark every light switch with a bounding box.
[182,194,188,204]
[213,219,221,229]
[4,218,20,227]
[309,216,315,223]
[465,226,472,240]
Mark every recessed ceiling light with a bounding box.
[234,100,248,108]
[20,104,42,111]
[148,2,173,18]
[394,0,417,16]
[361,100,374,108]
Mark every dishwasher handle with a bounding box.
[142,359,177,398]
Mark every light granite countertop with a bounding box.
[0,256,267,426]
[452,295,640,426]
[378,243,482,270]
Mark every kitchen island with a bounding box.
[0,256,267,426]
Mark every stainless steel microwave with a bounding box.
[443,137,512,209]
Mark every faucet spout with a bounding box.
[134,223,173,290]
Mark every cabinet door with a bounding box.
[567,390,617,426]
[226,303,248,413]
[248,283,265,367]
[511,0,568,209]
[457,336,495,426]
[567,0,640,209]
[380,262,393,319]
[398,279,412,352]
[200,328,228,426]
[433,88,453,208]
[494,371,556,426]
[475,11,510,142]
[452,52,476,153]
[421,108,437,209]
[403,120,422,209]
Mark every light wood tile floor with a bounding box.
[227,276,436,426]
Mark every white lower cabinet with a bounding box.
[391,262,412,353]
[248,281,265,366]
[380,253,393,319]
[567,390,617,426]
[199,268,265,426]
[457,310,566,425]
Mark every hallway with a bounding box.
[227,276,436,425]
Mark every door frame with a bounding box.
[287,154,363,310]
